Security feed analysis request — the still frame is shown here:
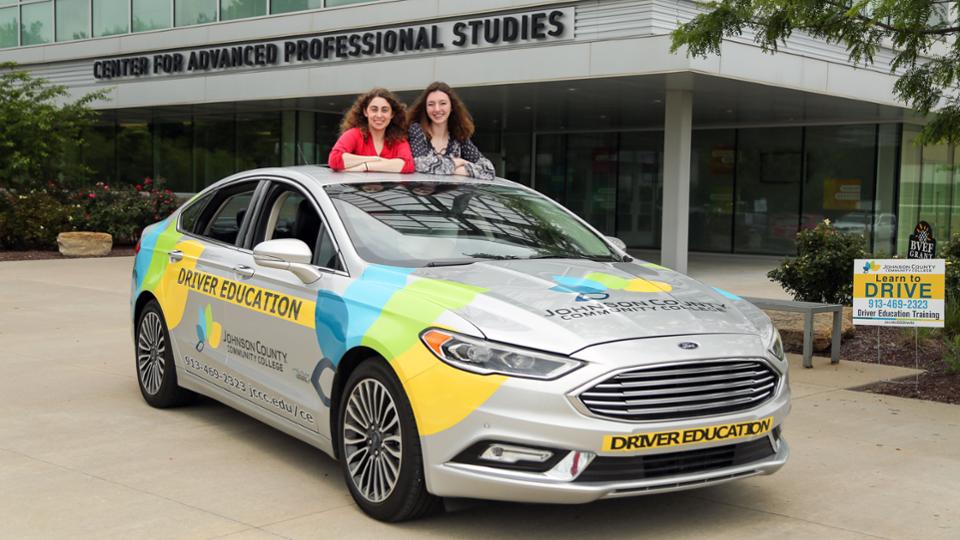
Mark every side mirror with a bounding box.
[253,239,322,284]
[606,236,627,251]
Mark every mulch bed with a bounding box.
[787,326,960,405]
[0,247,136,261]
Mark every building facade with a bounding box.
[1,0,953,268]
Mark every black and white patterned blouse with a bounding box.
[407,122,495,180]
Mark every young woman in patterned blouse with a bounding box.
[406,82,495,180]
[328,88,414,173]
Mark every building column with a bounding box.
[661,89,693,274]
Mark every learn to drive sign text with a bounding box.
[853,259,945,328]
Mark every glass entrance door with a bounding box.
[535,131,663,247]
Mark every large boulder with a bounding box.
[57,232,113,257]
[764,306,855,353]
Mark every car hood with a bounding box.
[405,259,768,355]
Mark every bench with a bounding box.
[743,297,843,369]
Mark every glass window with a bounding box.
[326,182,615,268]
[82,123,117,184]
[179,192,214,234]
[281,111,296,166]
[296,111,317,165]
[133,0,171,32]
[804,126,878,246]
[270,0,321,14]
[315,112,340,167]
[55,0,88,41]
[897,126,923,254]
[733,127,803,255]
[326,0,373,6]
[617,131,662,248]
[535,134,566,204]
[236,112,280,170]
[175,0,214,26]
[153,117,193,192]
[0,6,17,48]
[688,129,736,252]
[253,185,340,268]
[194,114,236,189]
[117,121,153,183]
[873,124,899,255]
[93,0,129,37]
[566,133,618,235]
[200,185,257,245]
[21,1,53,45]
[220,0,265,21]
[502,132,531,186]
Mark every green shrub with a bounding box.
[767,219,867,304]
[0,190,81,250]
[942,334,960,374]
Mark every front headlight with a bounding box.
[420,329,584,380]
[765,327,788,374]
[769,329,785,362]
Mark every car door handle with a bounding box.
[168,249,183,263]
[233,265,255,279]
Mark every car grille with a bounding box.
[578,359,779,422]
[574,437,776,483]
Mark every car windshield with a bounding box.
[325,181,616,267]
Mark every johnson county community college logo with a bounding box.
[862,260,881,273]
[550,272,672,302]
[195,304,222,352]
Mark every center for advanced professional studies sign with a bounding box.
[853,259,945,328]
[92,8,572,81]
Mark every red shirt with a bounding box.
[327,127,415,173]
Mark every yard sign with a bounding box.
[853,259,945,328]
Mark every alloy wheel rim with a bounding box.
[137,312,165,395]
[343,378,402,503]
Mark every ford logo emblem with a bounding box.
[678,342,699,350]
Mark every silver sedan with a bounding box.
[130,167,789,521]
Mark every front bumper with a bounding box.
[419,334,791,504]
[430,437,788,504]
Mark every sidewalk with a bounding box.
[0,255,956,539]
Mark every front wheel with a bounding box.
[338,360,439,521]
[135,300,193,408]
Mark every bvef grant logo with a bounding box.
[550,272,672,301]
[195,304,222,352]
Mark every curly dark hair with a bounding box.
[407,81,476,142]
[339,88,408,145]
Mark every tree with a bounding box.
[671,0,960,143]
[0,62,107,190]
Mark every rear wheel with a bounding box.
[136,300,192,408]
[338,360,439,521]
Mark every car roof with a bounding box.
[235,165,518,188]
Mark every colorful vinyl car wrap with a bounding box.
[134,222,505,437]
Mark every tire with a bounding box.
[337,360,440,522]
[135,300,193,408]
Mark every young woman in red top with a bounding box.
[328,88,415,173]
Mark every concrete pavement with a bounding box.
[0,255,957,539]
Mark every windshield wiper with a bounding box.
[425,259,478,267]
[528,253,621,262]
[426,254,525,267]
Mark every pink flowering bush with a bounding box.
[74,179,180,245]
[0,178,181,250]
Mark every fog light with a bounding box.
[480,443,553,464]
[544,450,596,481]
